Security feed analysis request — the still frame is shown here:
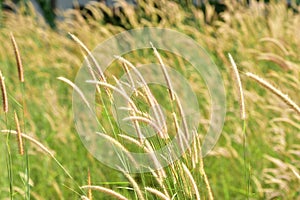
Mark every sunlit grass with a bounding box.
[0,1,299,199]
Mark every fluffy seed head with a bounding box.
[87,169,92,200]
[0,71,8,113]
[246,72,300,115]
[228,53,246,120]
[10,33,24,82]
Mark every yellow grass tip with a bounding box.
[10,32,24,82]
[0,71,8,113]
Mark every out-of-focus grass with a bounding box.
[0,0,299,199]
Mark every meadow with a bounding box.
[0,0,299,199]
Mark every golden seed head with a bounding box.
[246,72,300,115]
[228,53,246,120]
[87,169,92,200]
[0,71,8,113]
[10,32,24,82]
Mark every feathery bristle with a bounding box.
[122,171,145,200]
[145,187,170,200]
[246,72,300,115]
[197,136,214,200]
[87,169,92,200]
[228,53,246,119]
[81,185,128,200]
[115,56,168,138]
[0,71,8,113]
[10,33,24,82]
[68,33,106,83]
[150,42,175,101]
[182,163,201,200]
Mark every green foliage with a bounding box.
[0,1,299,199]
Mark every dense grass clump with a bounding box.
[0,1,299,199]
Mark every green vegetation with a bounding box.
[0,1,299,199]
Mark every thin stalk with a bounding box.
[4,116,13,200]
[242,120,250,200]
[81,185,128,200]
[0,130,83,194]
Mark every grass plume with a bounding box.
[145,187,170,200]
[122,171,145,200]
[68,33,106,83]
[10,33,24,82]
[150,42,175,101]
[0,71,8,113]
[81,185,128,200]
[182,163,201,200]
[87,169,92,200]
[228,53,246,119]
[246,72,300,115]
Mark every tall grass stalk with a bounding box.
[87,80,144,142]
[81,185,128,200]
[115,56,168,139]
[0,130,74,179]
[10,33,24,83]
[0,78,12,200]
[10,32,31,199]
[87,169,92,200]
[194,131,213,200]
[0,69,13,199]
[145,187,170,200]
[0,71,8,113]
[68,33,107,83]
[182,163,201,200]
[122,171,145,200]
[246,72,300,115]
[57,77,91,110]
[228,54,250,199]
[150,42,175,101]
[95,131,139,169]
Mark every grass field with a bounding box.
[0,0,299,199]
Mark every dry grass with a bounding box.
[228,53,246,120]
[0,0,299,199]
[10,32,24,82]
[87,169,92,200]
[1,130,54,157]
[145,187,170,200]
[81,185,128,200]
[181,163,201,200]
[246,72,300,115]
[0,71,8,113]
